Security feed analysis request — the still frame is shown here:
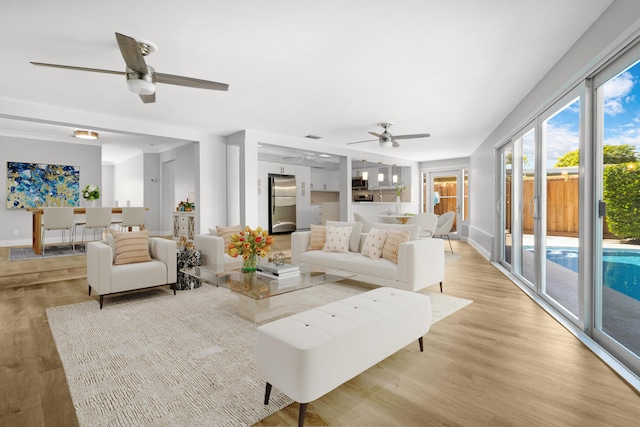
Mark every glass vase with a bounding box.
[395,196,402,214]
[86,199,96,207]
[242,252,259,272]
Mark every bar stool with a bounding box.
[42,207,75,255]
[119,207,145,231]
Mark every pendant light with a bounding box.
[362,160,368,180]
[378,162,384,182]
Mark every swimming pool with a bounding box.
[529,247,640,302]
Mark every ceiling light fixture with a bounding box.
[73,130,99,140]
[362,160,368,180]
[126,66,156,95]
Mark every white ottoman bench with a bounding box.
[255,286,432,427]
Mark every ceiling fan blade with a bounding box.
[115,32,148,74]
[392,133,431,140]
[346,139,378,145]
[30,62,125,76]
[139,93,156,104]
[155,72,229,91]
[368,132,382,138]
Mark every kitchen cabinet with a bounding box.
[265,162,296,175]
[310,168,339,191]
[310,204,322,226]
[296,165,311,229]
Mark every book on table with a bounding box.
[256,269,300,281]
[257,262,300,275]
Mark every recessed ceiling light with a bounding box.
[73,130,99,140]
[318,154,331,158]
[305,135,322,139]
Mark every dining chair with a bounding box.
[433,211,455,253]
[120,207,146,231]
[353,212,373,233]
[406,213,438,238]
[42,207,75,255]
[79,207,112,249]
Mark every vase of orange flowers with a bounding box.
[226,226,275,272]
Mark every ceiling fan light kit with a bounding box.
[126,67,155,95]
[74,130,99,140]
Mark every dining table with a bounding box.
[377,213,414,224]
[26,207,131,255]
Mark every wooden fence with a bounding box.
[429,174,609,238]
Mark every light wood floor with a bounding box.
[1,239,639,426]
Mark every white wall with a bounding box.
[0,135,101,245]
[197,135,228,234]
[469,0,640,259]
[101,164,115,206]
[143,153,161,234]
[114,154,144,207]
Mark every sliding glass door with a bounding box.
[539,92,581,319]
[498,90,582,320]
[593,47,640,370]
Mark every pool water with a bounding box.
[537,247,640,302]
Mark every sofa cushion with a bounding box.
[216,224,242,247]
[382,229,410,264]
[361,228,388,259]
[308,224,326,250]
[343,254,399,281]
[111,230,152,265]
[323,226,352,254]
[325,220,363,252]
[371,222,420,241]
[300,250,360,270]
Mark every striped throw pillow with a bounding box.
[111,230,152,265]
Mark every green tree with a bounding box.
[554,144,638,167]
[603,163,640,239]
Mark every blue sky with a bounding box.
[524,60,640,168]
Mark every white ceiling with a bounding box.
[0,0,614,164]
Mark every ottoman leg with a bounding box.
[298,403,308,427]
[264,382,272,405]
[418,336,424,352]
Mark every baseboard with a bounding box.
[467,238,491,260]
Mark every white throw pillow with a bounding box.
[370,222,420,241]
[361,228,389,259]
[323,225,353,254]
[325,220,363,252]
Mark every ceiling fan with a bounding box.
[30,32,229,104]
[347,122,430,148]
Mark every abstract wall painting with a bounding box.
[6,162,80,209]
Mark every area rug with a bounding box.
[9,244,83,261]
[46,282,472,427]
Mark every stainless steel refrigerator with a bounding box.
[268,174,296,233]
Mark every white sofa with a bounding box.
[291,223,445,292]
[87,237,177,308]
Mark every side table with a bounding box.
[176,247,202,290]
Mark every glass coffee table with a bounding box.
[180,264,354,323]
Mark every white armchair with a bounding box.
[87,237,177,308]
[194,233,243,273]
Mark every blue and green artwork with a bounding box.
[6,162,80,209]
